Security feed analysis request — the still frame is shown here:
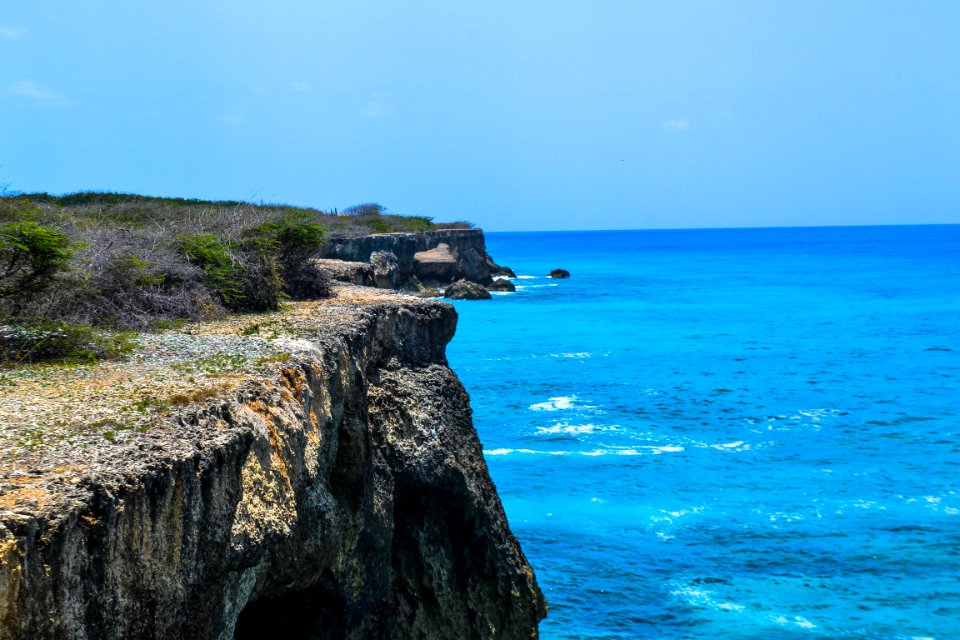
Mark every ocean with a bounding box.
[445,226,960,640]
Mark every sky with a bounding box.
[1,1,959,231]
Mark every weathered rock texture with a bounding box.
[0,289,546,639]
[443,281,493,301]
[487,278,517,293]
[413,244,460,284]
[313,259,375,287]
[320,230,511,289]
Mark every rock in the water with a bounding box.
[486,255,516,278]
[444,280,493,300]
[487,278,516,292]
[413,243,460,283]
[548,269,570,279]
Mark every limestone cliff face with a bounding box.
[320,229,510,287]
[0,292,546,639]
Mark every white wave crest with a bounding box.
[529,396,576,411]
[483,446,683,457]
[535,423,607,435]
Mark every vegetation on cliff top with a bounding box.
[0,191,471,364]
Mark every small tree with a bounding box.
[343,203,385,217]
[247,212,329,299]
[0,219,73,301]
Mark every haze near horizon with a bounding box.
[2,1,958,231]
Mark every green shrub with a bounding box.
[343,202,385,216]
[178,232,287,312]
[0,218,73,300]
[246,212,330,299]
[0,319,136,365]
[368,217,391,233]
[0,192,467,342]
[248,211,327,263]
[178,233,246,308]
[401,216,436,232]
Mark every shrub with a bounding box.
[0,319,136,365]
[401,216,436,232]
[343,202,385,217]
[244,212,330,299]
[0,219,74,301]
[434,220,476,229]
[0,191,470,348]
[178,233,247,309]
[368,217,391,233]
[178,232,287,312]
[249,211,326,264]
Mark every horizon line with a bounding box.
[484,222,960,234]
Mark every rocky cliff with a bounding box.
[319,229,512,289]
[0,288,546,639]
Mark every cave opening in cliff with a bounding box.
[234,576,345,640]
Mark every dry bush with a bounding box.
[1,192,468,339]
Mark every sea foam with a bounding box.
[529,396,577,411]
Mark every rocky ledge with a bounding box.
[0,287,546,639]
[319,229,513,291]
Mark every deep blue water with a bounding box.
[445,226,960,640]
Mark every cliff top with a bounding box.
[0,192,476,337]
[0,285,453,518]
[7,192,474,238]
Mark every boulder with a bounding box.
[413,243,460,283]
[486,255,516,278]
[457,246,494,285]
[313,259,376,287]
[370,251,400,288]
[487,278,516,292]
[414,286,442,298]
[443,279,493,300]
[548,268,570,279]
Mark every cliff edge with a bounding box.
[0,287,546,639]
[319,229,513,290]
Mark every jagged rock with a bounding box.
[487,278,516,292]
[321,230,508,289]
[0,288,546,639]
[313,259,376,287]
[369,251,400,289]
[414,286,442,298]
[455,246,493,285]
[548,269,570,279]
[443,280,493,300]
[414,244,460,283]
[486,256,516,278]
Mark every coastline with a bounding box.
[0,283,546,638]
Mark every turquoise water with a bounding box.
[445,226,960,640]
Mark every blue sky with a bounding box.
[1,1,958,231]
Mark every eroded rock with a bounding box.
[414,243,460,283]
[322,230,506,289]
[443,280,493,300]
[0,287,545,640]
[370,251,400,289]
[313,259,376,287]
[487,278,516,292]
